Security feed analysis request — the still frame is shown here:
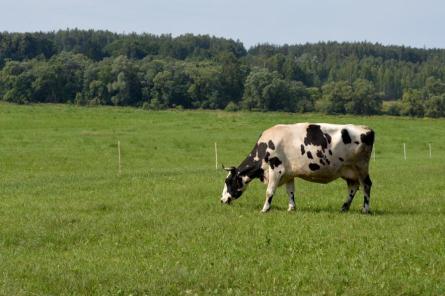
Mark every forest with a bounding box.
[1,29,445,117]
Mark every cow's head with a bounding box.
[220,166,249,204]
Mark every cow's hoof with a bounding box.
[260,208,270,213]
[287,206,296,212]
[361,208,371,214]
[341,202,351,212]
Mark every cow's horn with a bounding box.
[222,164,236,172]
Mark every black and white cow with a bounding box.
[220,123,375,213]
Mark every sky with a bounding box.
[1,0,444,49]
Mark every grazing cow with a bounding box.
[220,123,375,213]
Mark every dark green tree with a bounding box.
[424,95,445,118]
[401,89,425,117]
[345,79,382,115]
[242,68,280,111]
[316,81,353,114]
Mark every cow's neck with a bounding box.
[237,156,265,182]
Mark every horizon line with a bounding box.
[1,28,441,51]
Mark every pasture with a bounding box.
[0,102,444,295]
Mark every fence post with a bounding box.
[403,143,406,160]
[215,142,218,170]
[118,140,121,174]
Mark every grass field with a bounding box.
[1,102,444,295]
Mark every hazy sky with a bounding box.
[1,0,444,49]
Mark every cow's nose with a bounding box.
[220,197,231,204]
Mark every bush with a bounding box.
[148,98,164,110]
[224,101,239,112]
[424,95,445,118]
[401,89,425,117]
[141,101,150,110]
[382,100,402,116]
[75,93,88,106]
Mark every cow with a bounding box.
[220,123,375,213]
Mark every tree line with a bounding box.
[1,29,445,117]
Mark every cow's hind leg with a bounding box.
[286,180,296,212]
[341,179,359,212]
[360,175,372,214]
[261,170,281,213]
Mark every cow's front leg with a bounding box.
[286,180,296,211]
[360,175,372,214]
[341,179,359,212]
[261,170,281,213]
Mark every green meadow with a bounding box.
[1,102,444,295]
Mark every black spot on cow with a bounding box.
[324,133,332,144]
[307,151,313,159]
[338,157,344,162]
[300,144,305,155]
[257,142,268,159]
[242,166,264,181]
[341,129,352,144]
[364,175,372,187]
[259,170,265,182]
[267,195,273,204]
[309,163,320,171]
[316,150,324,158]
[268,140,275,150]
[269,157,282,169]
[361,130,375,146]
[326,159,330,165]
[264,152,270,163]
[328,149,332,155]
[320,159,325,165]
[237,142,269,181]
[354,141,359,145]
[304,124,328,151]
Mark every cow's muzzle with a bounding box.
[220,196,232,204]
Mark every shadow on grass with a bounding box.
[299,207,443,217]
[370,208,443,217]
[233,201,442,217]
